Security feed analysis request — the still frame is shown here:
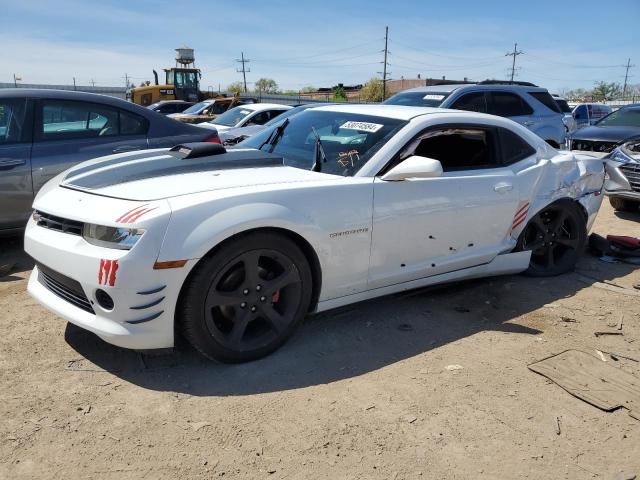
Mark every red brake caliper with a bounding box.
[271,290,280,304]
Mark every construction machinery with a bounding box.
[129,47,220,106]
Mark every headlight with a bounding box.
[82,224,145,250]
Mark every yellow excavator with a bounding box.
[128,47,222,106]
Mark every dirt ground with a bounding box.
[1,201,639,480]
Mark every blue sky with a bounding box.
[1,0,638,93]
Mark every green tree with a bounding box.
[281,89,299,96]
[254,78,279,94]
[592,81,622,101]
[333,85,348,102]
[359,78,384,102]
[300,85,316,93]
[227,81,244,95]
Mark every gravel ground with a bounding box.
[1,201,639,480]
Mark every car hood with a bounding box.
[219,124,267,141]
[571,125,640,143]
[59,148,338,201]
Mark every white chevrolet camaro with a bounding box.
[25,105,605,362]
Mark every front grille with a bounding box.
[619,163,640,192]
[572,139,618,153]
[37,263,95,314]
[35,210,83,236]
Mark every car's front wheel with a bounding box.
[609,196,639,212]
[516,200,586,277]
[179,232,313,362]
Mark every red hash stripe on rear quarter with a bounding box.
[98,259,119,286]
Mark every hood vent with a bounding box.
[170,142,226,159]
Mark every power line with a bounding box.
[505,43,524,83]
[389,39,504,61]
[236,52,250,93]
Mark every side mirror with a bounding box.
[574,113,582,119]
[381,155,443,181]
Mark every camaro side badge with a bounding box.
[115,204,157,224]
[98,259,119,287]
[329,227,369,239]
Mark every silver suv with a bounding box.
[384,81,567,148]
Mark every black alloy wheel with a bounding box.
[517,200,586,277]
[179,232,313,362]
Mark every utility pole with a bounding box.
[90,78,95,87]
[236,52,250,93]
[382,26,389,100]
[623,58,635,97]
[124,73,129,89]
[13,73,17,87]
[73,77,77,90]
[505,43,524,83]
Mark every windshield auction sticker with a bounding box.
[423,94,445,100]
[340,121,383,133]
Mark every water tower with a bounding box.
[175,47,195,68]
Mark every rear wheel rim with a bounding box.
[203,249,302,352]
[521,205,581,271]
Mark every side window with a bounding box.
[407,127,498,171]
[527,91,561,113]
[268,110,286,121]
[248,112,270,125]
[574,105,587,119]
[488,92,533,117]
[0,98,27,145]
[498,128,536,165]
[119,110,148,135]
[450,92,487,113]
[40,100,119,141]
[211,103,229,115]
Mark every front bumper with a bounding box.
[25,210,194,350]
[604,160,640,200]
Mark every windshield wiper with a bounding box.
[310,126,327,172]
[257,118,290,152]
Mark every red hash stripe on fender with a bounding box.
[116,204,148,223]
[115,204,157,224]
[98,259,119,287]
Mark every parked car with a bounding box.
[197,103,292,135]
[573,103,613,129]
[25,105,604,362]
[552,94,577,135]
[0,89,220,234]
[167,97,257,124]
[148,100,195,115]
[570,104,640,154]
[384,81,567,148]
[603,138,640,212]
[216,103,337,145]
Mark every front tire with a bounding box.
[516,200,586,277]
[609,196,639,212]
[179,232,313,363]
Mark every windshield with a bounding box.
[596,108,640,128]
[182,101,211,115]
[208,107,253,127]
[237,110,406,176]
[384,91,450,107]
[174,71,198,89]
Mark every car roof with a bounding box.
[396,84,550,94]
[237,103,293,112]
[0,88,158,116]
[309,104,465,120]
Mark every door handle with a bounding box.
[494,183,513,194]
[112,146,140,154]
[523,121,535,126]
[0,158,26,170]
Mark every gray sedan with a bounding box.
[0,89,220,234]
